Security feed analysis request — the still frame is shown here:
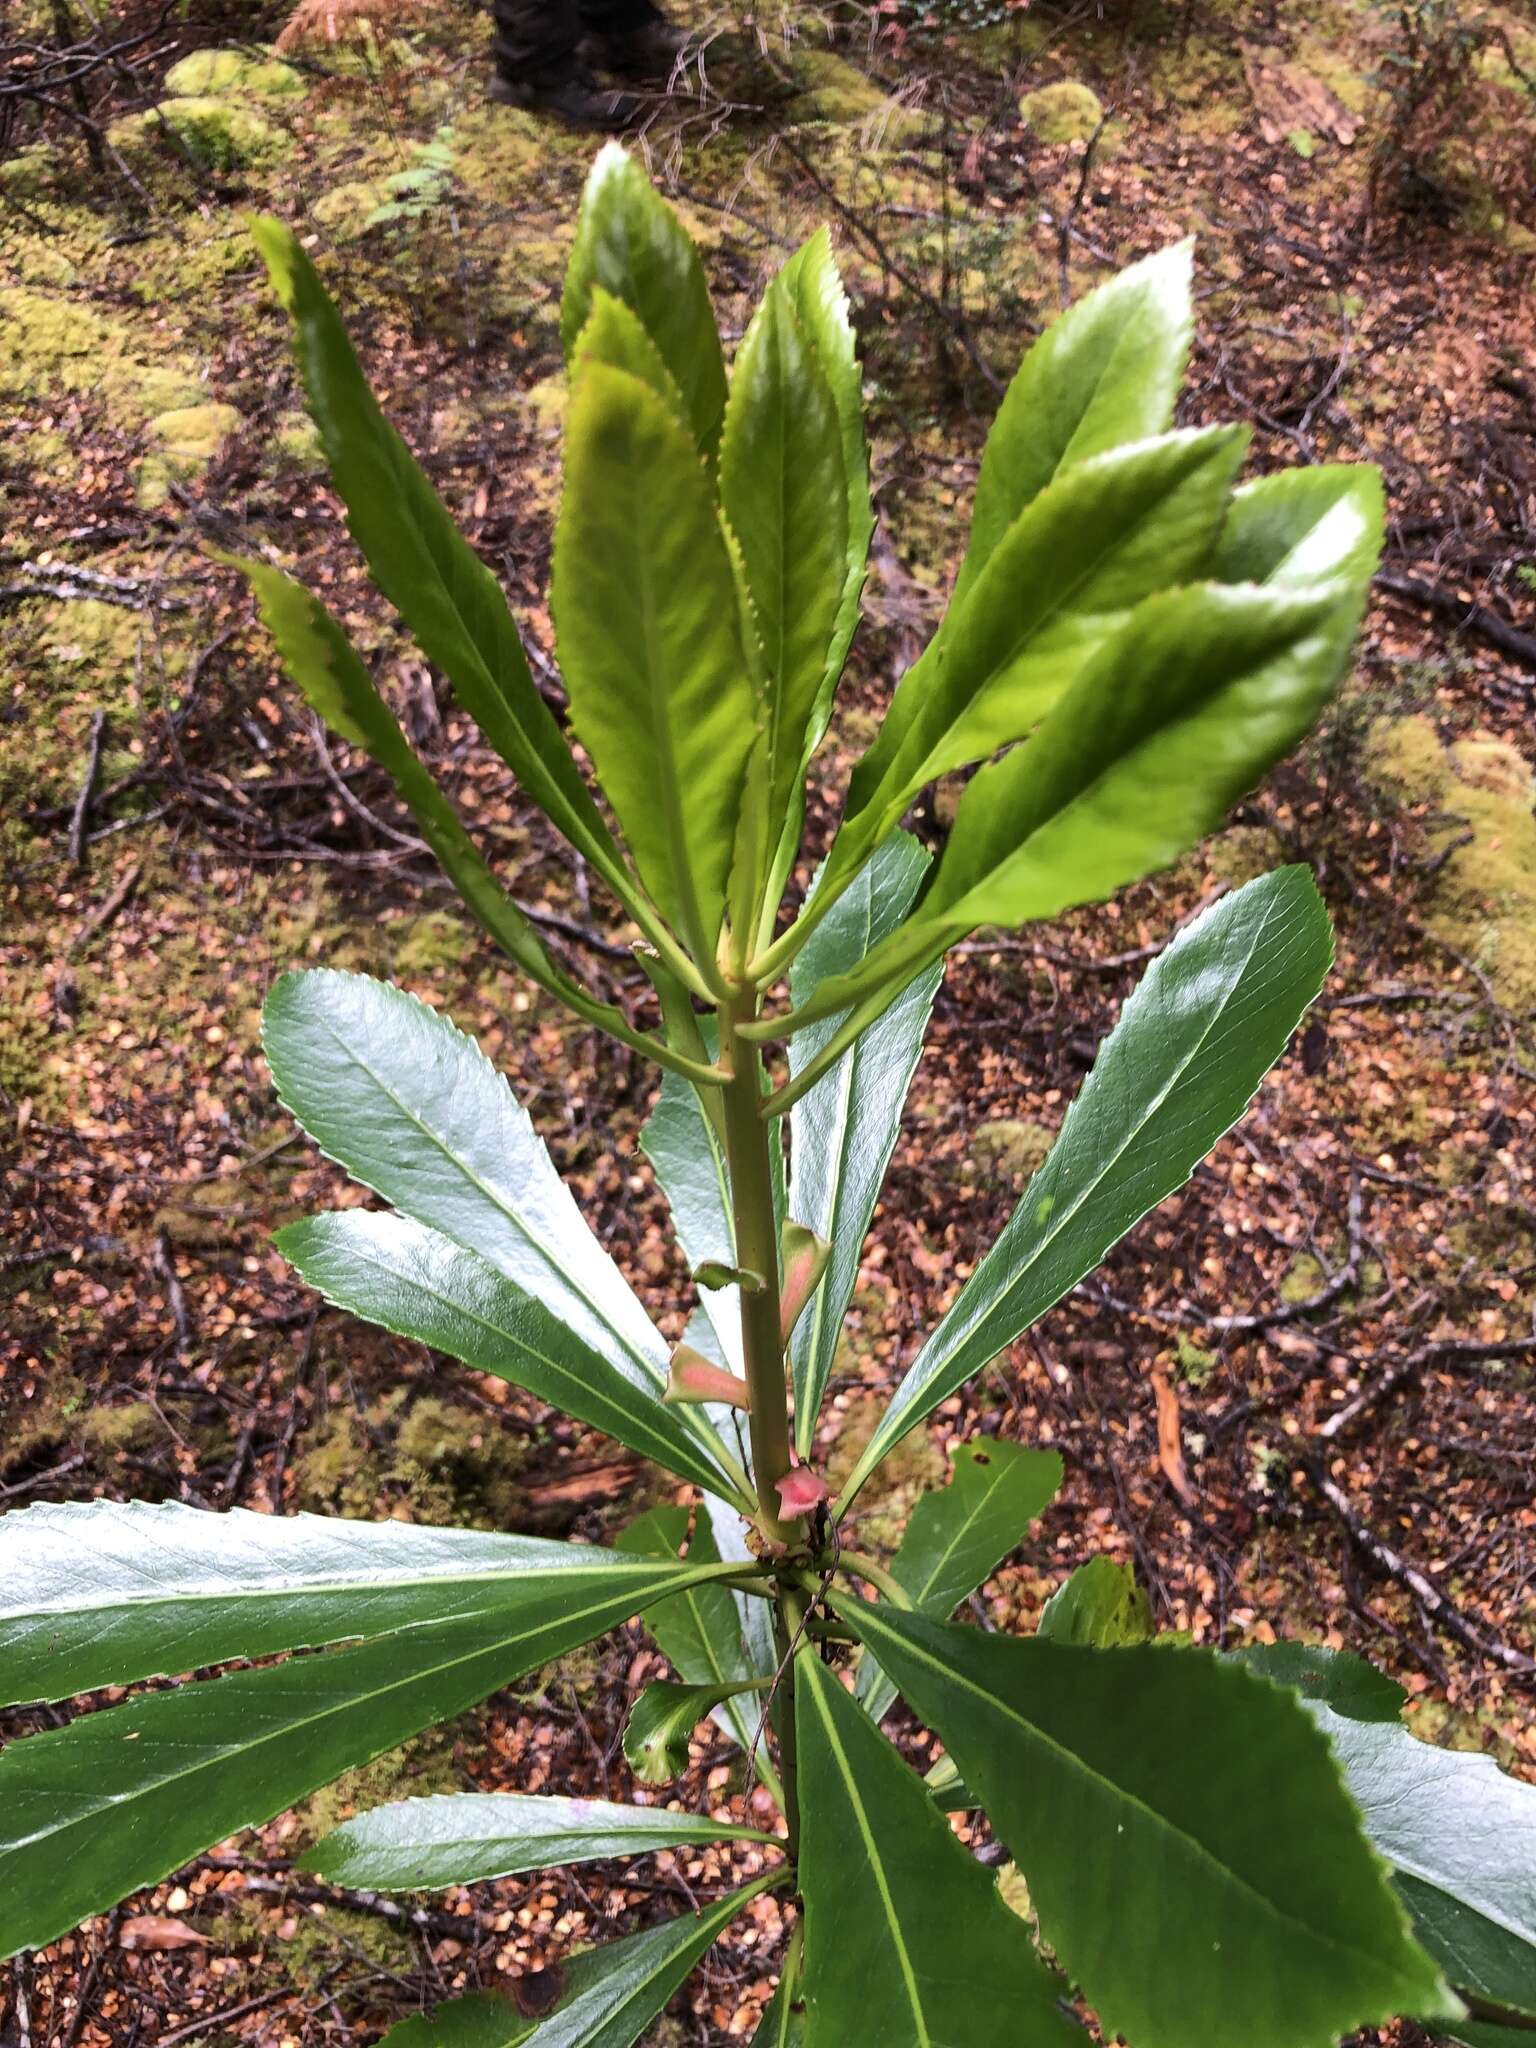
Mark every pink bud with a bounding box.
[664,1346,750,1411]
[775,1464,831,1516]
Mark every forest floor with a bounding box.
[2,0,1535,2040]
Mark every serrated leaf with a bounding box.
[794,577,1351,1040]
[277,1212,738,1497]
[305,1789,769,1889]
[1316,1703,1536,2019]
[228,562,629,1032]
[787,832,939,1450]
[624,1678,757,1786]
[839,867,1334,1501]
[616,1506,777,1796]
[1235,1641,1406,1723]
[0,1541,741,1960]
[720,261,849,866]
[796,1650,1078,2047]
[552,360,758,967]
[857,1440,1062,1722]
[570,286,689,415]
[248,218,626,895]
[560,143,728,460]
[1214,464,1386,592]
[840,425,1248,867]
[382,1879,772,2048]
[956,239,1193,613]
[1036,1556,1153,1648]
[0,1501,673,1711]
[833,1598,1455,2048]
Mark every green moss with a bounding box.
[294,1394,529,1528]
[1020,81,1105,144]
[392,910,474,977]
[111,97,289,175]
[312,177,393,242]
[136,400,241,508]
[1279,1252,1325,1306]
[0,287,203,423]
[787,48,922,135]
[1175,1336,1218,1388]
[274,408,323,468]
[1364,716,1536,1012]
[162,48,305,101]
[1207,823,1288,889]
[969,1118,1055,1185]
[79,1402,161,1455]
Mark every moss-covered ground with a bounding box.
[3,0,1535,2039]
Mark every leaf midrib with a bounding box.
[855,1607,1410,1982]
[868,884,1287,1468]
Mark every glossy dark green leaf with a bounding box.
[511,1876,776,2047]
[277,1211,741,1497]
[560,143,728,460]
[795,575,1349,1038]
[1214,464,1386,592]
[380,1991,533,2047]
[1439,2025,1535,2048]
[1036,1556,1153,1649]
[838,425,1248,874]
[1317,1704,1536,2019]
[957,238,1194,609]
[839,868,1334,1501]
[787,832,939,1450]
[796,1650,1078,2047]
[305,1789,771,1890]
[616,1507,775,1789]
[552,360,759,967]
[624,1679,760,1786]
[720,261,849,860]
[263,969,742,1497]
[1236,1641,1406,1723]
[857,1440,1062,1722]
[249,219,627,897]
[232,563,641,1042]
[833,1598,1453,2048]
[751,1971,805,2046]
[382,1880,773,2048]
[0,1500,679,1711]
[0,1546,742,1960]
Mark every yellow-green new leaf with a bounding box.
[956,238,1194,608]
[249,219,629,898]
[553,362,759,969]
[720,264,849,867]
[560,142,728,460]
[796,1651,1079,2047]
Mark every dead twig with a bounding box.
[67,709,106,868]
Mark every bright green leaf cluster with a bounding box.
[5,141,1531,2048]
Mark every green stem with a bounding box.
[717,994,799,1548]
[839,1550,915,1609]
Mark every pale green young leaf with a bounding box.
[840,869,1333,1502]
[1036,1556,1154,1648]
[833,1599,1456,2048]
[304,1790,771,1890]
[231,563,642,1041]
[838,425,1249,869]
[857,1441,1062,1721]
[560,142,728,459]
[796,1650,1079,2046]
[1214,464,1386,592]
[552,361,759,967]
[719,265,849,859]
[248,218,628,896]
[957,238,1194,609]
[0,1500,677,1709]
[787,832,940,1450]
[784,576,1346,1049]
[570,286,690,416]
[277,1212,741,1498]
[0,1546,741,1960]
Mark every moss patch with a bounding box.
[0,286,204,424]
[162,48,306,101]
[827,1389,947,1553]
[1020,81,1105,144]
[969,1118,1055,1185]
[294,1393,529,1528]
[110,98,290,176]
[1364,715,1536,1012]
